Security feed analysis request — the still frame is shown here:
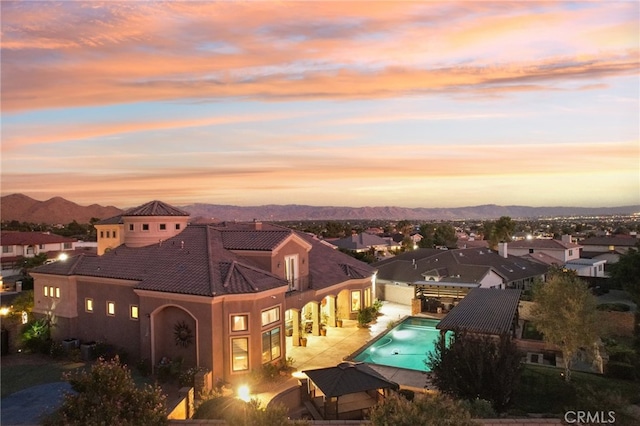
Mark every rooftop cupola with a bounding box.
[122,200,190,248]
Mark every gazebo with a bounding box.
[302,361,399,420]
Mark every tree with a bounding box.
[369,391,477,426]
[531,268,601,382]
[433,224,457,248]
[488,216,515,249]
[608,244,640,304]
[43,356,168,426]
[426,331,523,411]
[395,219,413,236]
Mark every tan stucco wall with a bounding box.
[123,216,189,248]
[95,223,125,255]
[378,282,413,305]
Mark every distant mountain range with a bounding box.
[1,193,639,224]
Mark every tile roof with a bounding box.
[95,215,123,225]
[508,239,581,250]
[122,200,190,217]
[220,230,292,251]
[303,362,399,398]
[330,233,390,250]
[436,288,522,335]
[580,236,640,247]
[1,231,76,246]
[373,248,547,285]
[32,223,375,296]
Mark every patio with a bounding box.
[255,301,423,406]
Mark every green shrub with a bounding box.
[357,306,376,327]
[460,398,497,418]
[21,318,51,354]
[398,388,415,401]
[605,361,637,381]
[49,342,66,359]
[597,303,631,312]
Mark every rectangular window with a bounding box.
[261,307,280,326]
[107,301,115,316]
[569,249,573,256]
[231,337,249,372]
[113,231,117,238]
[85,298,94,312]
[364,288,371,308]
[142,224,149,231]
[262,327,281,363]
[106,231,110,238]
[231,314,248,332]
[27,247,34,255]
[159,224,167,231]
[39,244,45,249]
[351,290,361,312]
[63,242,72,249]
[44,286,49,297]
[175,224,181,230]
[2,246,13,253]
[55,287,60,298]
[528,249,534,254]
[284,255,298,291]
[129,224,134,231]
[100,231,104,238]
[130,305,139,320]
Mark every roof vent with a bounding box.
[180,241,185,249]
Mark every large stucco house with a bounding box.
[32,201,375,383]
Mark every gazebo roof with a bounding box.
[303,362,399,398]
[436,288,522,335]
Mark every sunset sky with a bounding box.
[2,1,638,209]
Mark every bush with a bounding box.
[357,306,376,327]
[49,342,66,359]
[460,398,497,418]
[179,366,206,387]
[597,303,631,312]
[137,358,152,377]
[21,318,52,354]
[605,361,637,381]
[43,356,167,426]
[369,392,477,426]
[398,388,415,401]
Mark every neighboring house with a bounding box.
[563,258,607,277]
[373,247,548,309]
[505,235,581,263]
[1,231,77,278]
[579,235,640,263]
[31,201,375,384]
[330,233,393,256]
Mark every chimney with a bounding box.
[561,234,572,244]
[498,242,508,258]
[253,219,262,231]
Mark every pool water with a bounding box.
[352,317,448,372]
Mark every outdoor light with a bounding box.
[237,384,251,402]
[0,307,10,316]
[58,253,69,261]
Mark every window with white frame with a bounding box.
[2,246,13,253]
[142,224,149,231]
[231,337,249,372]
[159,224,167,231]
[63,242,72,249]
[175,224,181,230]
[39,244,45,249]
[261,307,280,326]
[261,327,281,363]
[351,290,361,312]
[129,224,134,231]
[231,314,248,332]
[107,301,115,316]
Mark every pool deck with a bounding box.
[256,302,440,406]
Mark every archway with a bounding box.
[151,305,197,368]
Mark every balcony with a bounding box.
[285,275,312,296]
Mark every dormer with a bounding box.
[121,201,190,248]
[218,225,313,291]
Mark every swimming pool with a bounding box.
[352,317,448,372]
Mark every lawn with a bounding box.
[511,364,640,417]
[1,356,88,398]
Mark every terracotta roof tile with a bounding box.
[122,200,189,217]
[1,231,76,246]
[220,230,291,251]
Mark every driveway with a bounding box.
[1,382,72,426]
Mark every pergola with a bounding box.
[436,288,523,337]
[302,361,399,420]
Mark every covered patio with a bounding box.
[435,287,523,337]
[410,281,479,314]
